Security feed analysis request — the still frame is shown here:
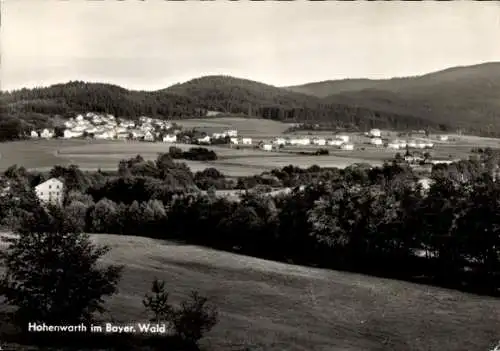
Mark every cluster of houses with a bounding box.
[365,129,439,150]
[196,129,252,145]
[257,129,447,153]
[386,139,435,150]
[259,134,355,152]
[29,113,253,147]
[30,113,179,142]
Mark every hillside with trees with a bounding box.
[286,62,500,136]
[2,62,500,137]
[0,79,446,137]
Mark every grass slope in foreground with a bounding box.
[87,234,499,351]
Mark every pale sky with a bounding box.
[1,0,500,92]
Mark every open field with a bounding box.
[1,118,500,176]
[0,139,386,176]
[1,232,498,351]
[170,117,293,138]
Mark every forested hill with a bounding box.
[3,63,500,135]
[285,62,500,135]
[1,77,447,134]
[0,81,203,119]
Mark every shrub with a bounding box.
[170,291,218,344]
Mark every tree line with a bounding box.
[1,149,499,298]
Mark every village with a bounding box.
[29,113,452,160]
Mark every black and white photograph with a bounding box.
[1,0,500,350]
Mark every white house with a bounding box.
[163,134,177,143]
[261,143,273,151]
[197,135,211,144]
[35,178,64,205]
[30,130,39,138]
[40,129,54,139]
[398,140,407,148]
[144,131,155,142]
[369,129,381,137]
[212,133,224,139]
[340,143,354,150]
[290,137,311,146]
[242,137,252,145]
[273,138,287,146]
[424,141,434,148]
[327,138,344,146]
[92,115,102,124]
[63,130,83,139]
[370,137,383,146]
[337,135,350,143]
[430,160,454,165]
[313,138,326,146]
[76,115,84,122]
[64,120,75,128]
[230,137,239,145]
[438,135,449,142]
[225,130,238,137]
[72,125,86,133]
[416,177,434,194]
[95,131,115,140]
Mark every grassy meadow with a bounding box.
[0,118,499,176]
[2,233,498,351]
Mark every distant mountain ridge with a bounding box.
[284,62,500,134]
[1,62,499,136]
[284,62,500,97]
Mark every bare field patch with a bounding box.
[171,117,290,137]
[57,141,279,158]
[221,155,383,170]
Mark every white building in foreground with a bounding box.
[35,178,64,205]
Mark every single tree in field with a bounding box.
[0,204,123,326]
[143,278,172,324]
[170,291,219,344]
